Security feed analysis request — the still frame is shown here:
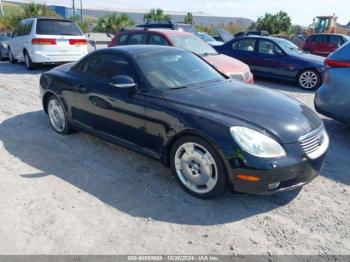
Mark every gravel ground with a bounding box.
[0,61,349,255]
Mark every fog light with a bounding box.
[268,182,280,190]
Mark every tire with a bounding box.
[24,51,35,70]
[9,49,16,63]
[297,69,322,90]
[47,96,72,135]
[170,135,228,199]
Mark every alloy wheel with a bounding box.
[48,99,66,133]
[174,142,218,194]
[299,71,319,89]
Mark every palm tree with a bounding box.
[143,8,171,23]
[22,3,59,18]
[95,13,134,33]
[184,12,194,24]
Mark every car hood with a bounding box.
[162,81,322,143]
[295,52,325,65]
[203,54,249,75]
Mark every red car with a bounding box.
[303,33,349,57]
[108,29,254,84]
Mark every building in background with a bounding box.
[49,5,81,19]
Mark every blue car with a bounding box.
[215,36,325,90]
[315,42,350,125]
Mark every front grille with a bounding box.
[299,125,329,159]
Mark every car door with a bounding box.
[9,21,23,59]
[70,52,147,147]
[313,35,329,56]
[253,39,288,77]
[227,38,258,70]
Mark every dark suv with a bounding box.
[136,21,196,34]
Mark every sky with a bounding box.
[8,0,350,26]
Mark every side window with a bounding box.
[232,41,239,50]
[80,53,135,81]
[329,35,342,45]
[236,39,256,52]
[118,34,128,45]
[24,20,33,35]
[12,24,20,37]
[148,34,168,46]
[126,33,147,45]
[16,21,26,36]
[314,35,328,43]
[258,40,280,55]
[306,36,315,42]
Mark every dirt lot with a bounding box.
[0,61,349,255]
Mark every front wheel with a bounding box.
[297,69,321,90]
[47,96,72,135]
[170,136,227,199]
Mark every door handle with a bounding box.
[74,84,87,93]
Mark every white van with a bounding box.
[9,17,88,70]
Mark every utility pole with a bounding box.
[0,0,7,35]
[72,0,76,20]
[0,0,4,17]
[80,0,83,22]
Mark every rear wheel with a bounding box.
[47,96,72,135]
[170,136,227,199]
[297,69,321,90]
[9,49,16,63]
[24,51,35,70]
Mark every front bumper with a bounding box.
[229,155,325,195]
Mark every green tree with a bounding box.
[0,16,13,32]
[94,13,134,33]
[76,20,88,33]
[22,3,59,18]
[184,12,194,24]
[249,11,292,34]
[143,8,171,22]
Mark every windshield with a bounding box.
[275,38,303,55]
[197,33,216,43]
[135,49,224,90]
[36,19,83,36]
[168,34,218,56]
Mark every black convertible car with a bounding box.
[40,45,329,198]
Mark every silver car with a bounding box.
[315,42,350,125]
[0,34,10,60]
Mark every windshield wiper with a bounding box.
[200,52,218,56]
[170,86,188,90]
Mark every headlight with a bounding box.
[230,126,286,158]
[0,43,8,48]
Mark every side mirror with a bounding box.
[275,49,284,56]
[110,75,136,89]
